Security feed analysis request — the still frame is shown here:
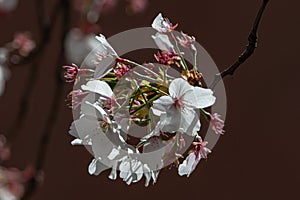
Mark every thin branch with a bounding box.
[21,0,70,199]
[209,0,269,89]
[6,0,62,142]
[9,1,62,67]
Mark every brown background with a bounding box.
[0,0,299,199]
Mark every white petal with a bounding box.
[179,108,200,134]
[88,158,110,176]
[81,80,113,98]
[178,153,201,177]
[151,32,174,52]
[71,116,102,139]
[108,162,118,180]
[159,106,181,132]
[143,164,151,187]
[107,147,120,160]
[95,34,117,55]
[169,78,193,99]
[184,87,216,109]
[81,101,109,122]
[119,159,131,181]
[185,112,201,136]
[88,159,98,175]
[68,121,79,138]
[178,159,188,176]
[152,13,165,32]
[131,161,144,183]
[151,170,160,184]
[71,139,83,145]
[152,96,173,113]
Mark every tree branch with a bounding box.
[20,0,70,199]
[6,0,62,142]
[209,0,269,89]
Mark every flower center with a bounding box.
[173,98,183,109]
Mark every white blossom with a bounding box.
[151,32,174,52]
[152,78,216,136]
[152,13,176,33]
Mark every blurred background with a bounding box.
[0,0,299,199]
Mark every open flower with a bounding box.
[152,78,216,136]
[152,13,178,33]
[178,136,210,177]
[178,152,200,177]
[107,148,159,186]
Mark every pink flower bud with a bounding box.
[210,113,225,135]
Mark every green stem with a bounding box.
[199,108,210,121]
[170,33,188,70]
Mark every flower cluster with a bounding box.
[65,13,225,186]
[0,135,37,200]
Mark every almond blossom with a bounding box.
[107,148,159,186]
[152,78,216,136]
[178,136,211,177]
[152,13,178,33]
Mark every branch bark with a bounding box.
[209,0,269,89]
[20,0,70,199]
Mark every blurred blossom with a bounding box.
[0,135,10,161]
[64,28,99,65]
[0,166,35,200]
[0,48,9,96]
[0,0,18,13]
[12,32,36,57]
[127,0,148,14]
[101,0,118,14]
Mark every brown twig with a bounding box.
[7,0,62,142]
[209,0,269,89]
[20,0,70,199]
